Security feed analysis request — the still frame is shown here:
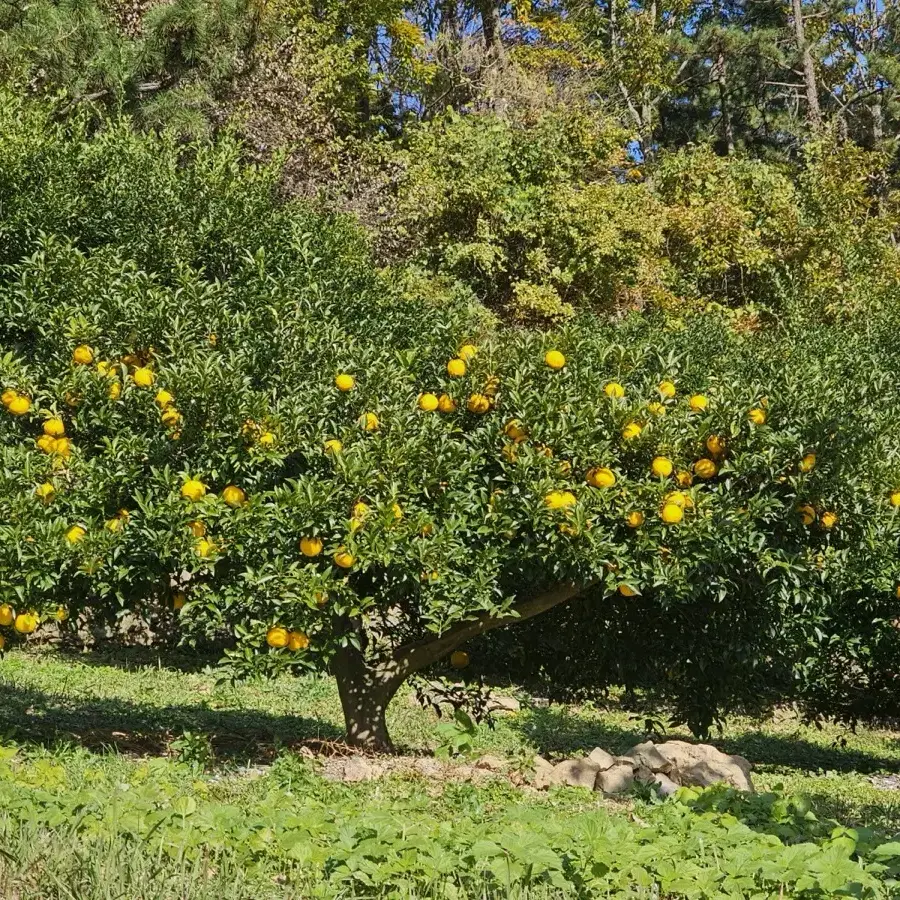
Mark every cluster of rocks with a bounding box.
[534,740,753,796]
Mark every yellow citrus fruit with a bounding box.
[35,482,55,501]
[208,333,218,347]
[14,613,38,635]
[586,467,616,488]
[504,419,528,442]
[799,453,817,473]
[155,389,174,408]
[188,520,206,537]
[173,593,186,610]
[484,374,500,396]
[748,408,767,425]
[392,502,403,521]
[72,345,94,365]
[108,381,122,400]
[659,380,676,398]
[43,418,65,437]
[647,402,666,416]
[544,350,566,370]
[266,626,289,648]
[467,393,490,414]
[352,501,370,521]
[447,358,467,377]
[545,490,577,510]
[418,392,439,412]
[65,525,86,544]
[0,604,13,626]
[694,458,718,480]
[55,606,69,622]
[161,407,182,428]
[618,584,638,597]
[651,457,673,478]
[705,435,726,457]
[53,437,72,458]
[300,536,323,557]
[132,367,154,387]
[315,591,329,607]
[626,511,645,528]
[798,504,816,526]
[106,514,126,532]
[820,511,838,529]
[360,412,379,432]
[335,373,356,391]
[195,538,216,558]
[604,382,625,399]
[501,443,518,463]
[458,344,477,362]
[7,395,30,416]
[889,491,900,508]
[437,394,457,413]
[450,650,470,668]
[689,394,708,412]
[334,549,355,569]
[222,485,246,508]
[287,631,309,652]
[661,502,684,524]
[1,388,17,407]
[96,361,111,376]
[258,431,276,447]
[324,439,342,455]
[36,435,56,454]
[622,422,642,441]
[181,479,207,502]
[675,471,693,487]
[665,491,688,509]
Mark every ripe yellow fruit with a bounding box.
[748,408,767,425]
[73,345,94,365]
[504,419,527,442]
[586,467,616,488]
[14,613,38,635]
[287,631,309,652]
[35,482,55,501]
[258,431,276,447]
[545,490,577,510]
[361,412,380,432]
[647,402,666,416]
[798,504,816,526]
[195,538,216,558]
[161,408,182,428]
[55,606,69,622]
[188,520,206,537]
[889,490,900,508]
[65,525,86,544]
[820,511,838,529]
[155,389,175,408]
[418,392,439,412]
[334,549,355,569]
[7,395,30,416]
[43,418,65,437]
[1,388,17,407]
[181,479,207,502]
[622,422,642,441]
[544,350,566,370]
[300,536,323,557]
[501,443,518,463]
[352,501,370,522]
[132,367,154,387]
[173,593,186,610]
[675,470,693,487]
[665,491,688,509]
[106,511,128,532]
[324,439,342,455]
[53,437,72,458]
[618,584,638,597]
[96,361,112,376]
[651,457,673,478]
[0,604,13,626]
[108,381,122,400]
[392,502,403,521]
[694,458,718,480]
[458,344,477,362]
[450,650,470,668]
[798,452,817,473]
[335,373,356,391]
[484,374,500,397]
[447,358,467,377]
[467,393,490,414]
[705,435,726,457]
[36,435,56,454]
[661,502,684,524]
[689,394,708,412]
[266,626,289,648]
[437,394,457,413]
[626,511,645,528]
[604,382,625,399]
[222,485,246,508]
[315,591,329,607]
[659,380,676,398]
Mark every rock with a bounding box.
[655,740,753,792]
[533,756,555,790]
[475,754,506,772]
[651,772,679,798]
[614,756,637,770]
[595,763,634,795]
[622,741,673,774]
[486,694,521,715]
[328,757,384,783]
[587,747,618,771]
[547,758,601,791]
[633,765,654,784]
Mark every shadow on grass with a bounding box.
[52,641,225,675]
[513,706,900,774]
[0,679,344,764]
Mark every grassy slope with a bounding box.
[1,647,899,898]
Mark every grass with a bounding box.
[1,646,899,898]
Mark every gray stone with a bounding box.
[330,757,383,783]
[651,772,679,798]
[595,763,635,795]
[487,694,521,715]
[533,756,555,790]
[633,765,654,784]
[547,758,601,791]
[587,747,618,771]
[622,741,673,774]
[475,754,506,772]
[655,740,754,792]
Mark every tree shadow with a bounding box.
[0,679,345,764]
[51,642,225,675]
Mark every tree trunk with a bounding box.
[714,50,734,155]
[477,0,504,57]
[790,0,821,131]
